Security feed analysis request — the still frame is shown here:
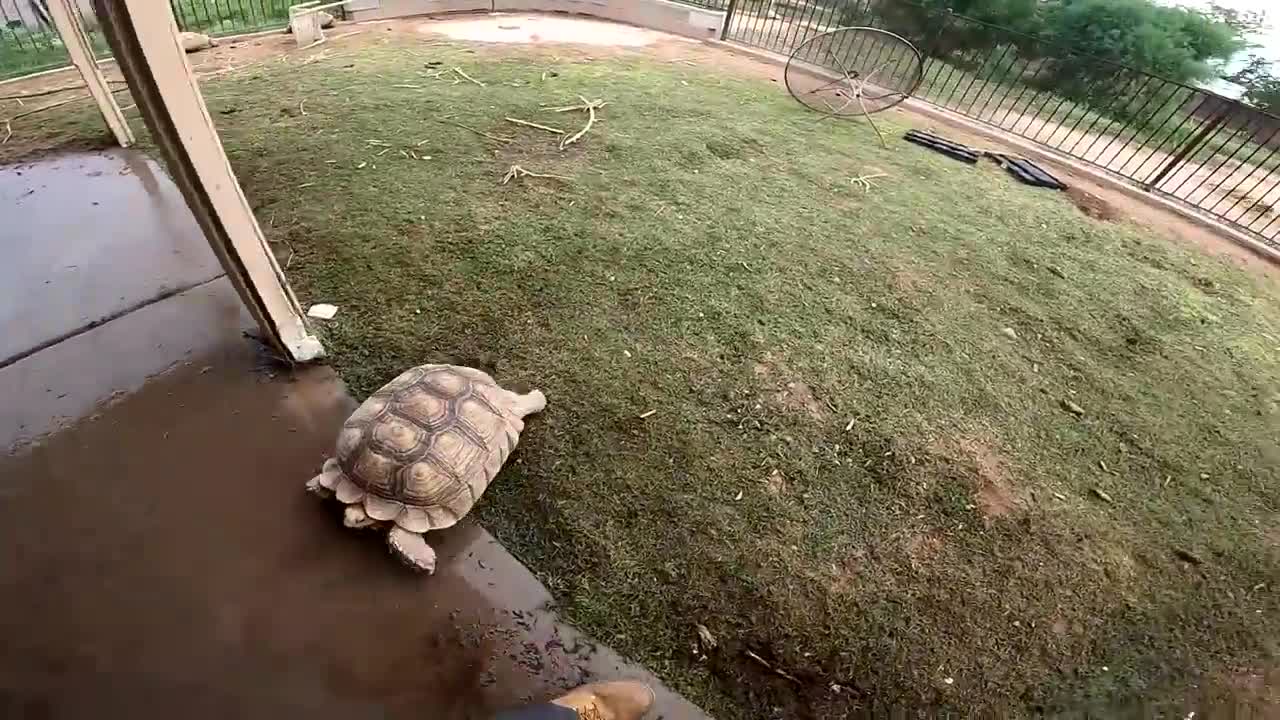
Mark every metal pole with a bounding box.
[1145,107,1230,188]
[720,0,739,42]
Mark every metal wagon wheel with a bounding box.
[785,27,924,118]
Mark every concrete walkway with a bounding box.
[0,150,709,719]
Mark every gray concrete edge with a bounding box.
[707,39,1280,267]
[350,0,726,40]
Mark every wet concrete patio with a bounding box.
[0,150,707,719]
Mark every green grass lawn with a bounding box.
[12,35,1279,717]
[0,30,74,81]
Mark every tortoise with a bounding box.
[306,364,545,573]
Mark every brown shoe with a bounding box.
[549,680,656,720]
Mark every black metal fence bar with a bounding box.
[1215,133,1280,217]
[0,0,297,79]
[0,3,114,79]
[168,0,293,36]
[2,0,1278,246]
[722,0,1280,247]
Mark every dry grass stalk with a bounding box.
[3,95,86,125]
[553,95,605,150]
[744,650,801,684]
[0,79,126,102]
[452,67,486,87]
[501,164,573,184]
[850,172,887,192]
[547,96,608,113]
[505,117,565,135]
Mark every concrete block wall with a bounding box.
[348,0,725,41]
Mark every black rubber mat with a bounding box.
[987,153,1068,190]
[903,129,981,163]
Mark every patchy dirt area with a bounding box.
[888,104,1280,276]
[4,20,1279,718]
[1064,186,1122,222]
[1,14,1275,279]
[931,433,1021,520]
[424,13,663,46]
[753,354,830,421]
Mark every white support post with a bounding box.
[46,0,133,147]
[94,0,324,362]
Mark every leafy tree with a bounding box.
[1037,0,1243,82]
[1228,55,1280,114]
[1021,0,1244,119]
[1205,2,1267,38]
[865,0,1040,58]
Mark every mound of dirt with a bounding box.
[1065,186,1123,222]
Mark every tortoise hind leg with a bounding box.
[305,458,343,497]
[508,389,546,418]
[388,526,437,574]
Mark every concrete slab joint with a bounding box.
[354,0,726,40]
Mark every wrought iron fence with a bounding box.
[3,0,1278,245]
[0,1,106,79]
[0,0,293,80]
[721,0,1280,247]
[169,0,293,37]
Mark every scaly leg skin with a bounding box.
[304,475,332,498]
[304,458,342,498]
[388,526,437,574]
[343,504,378,529]
[509,389,547,419]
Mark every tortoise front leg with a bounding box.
[343,504,378,529]
[388,526,437,574]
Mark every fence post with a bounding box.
[1143,104,1229,189]
[720,0,739,41]
[46,0,133,148]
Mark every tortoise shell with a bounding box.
[332,364,524,532]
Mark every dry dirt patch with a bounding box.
[753,355,830,421]
[932,433,1021,520]
[903,532,944,568]
[1065,186,1122,222]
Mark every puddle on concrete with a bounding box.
[0,332,706,718]
[420,14,660,46]
[0,278,249,451]
[0,148,221,366]
[0,143,704,714]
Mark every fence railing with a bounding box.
[169,0,294,37]
[721,0,1280,247]
[0,2,107,79]
[3,0,1278,246]
[0,0,293,81]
